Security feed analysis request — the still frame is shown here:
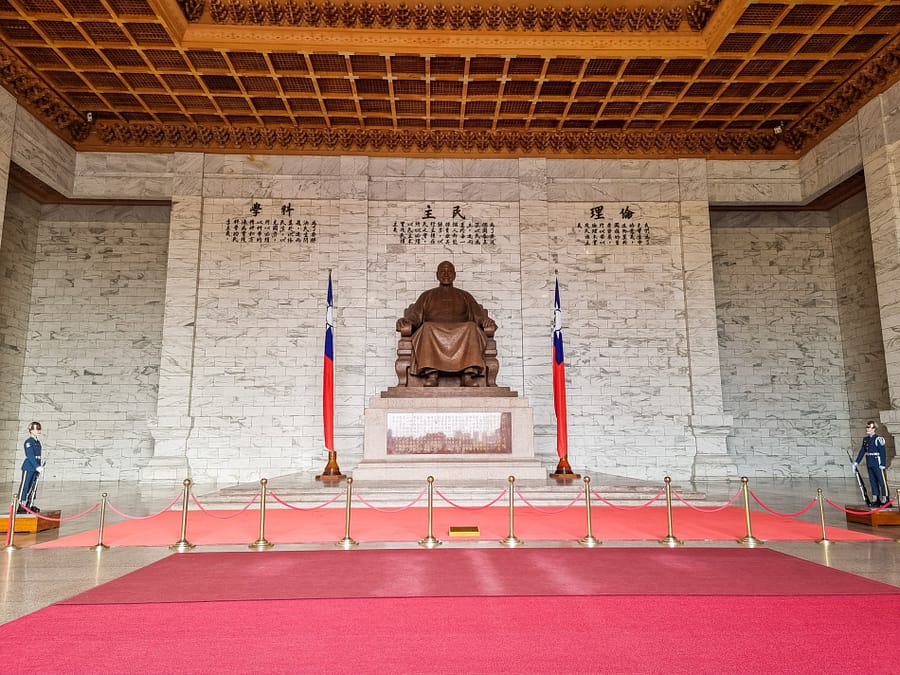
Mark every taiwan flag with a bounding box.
[553,278,568,459]
[323,271,334,452]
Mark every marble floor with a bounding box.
[1,475,898,625]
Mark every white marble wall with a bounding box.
[831,192,893,460]
[0,192,41,474]
[2,81,899,484]
[711,212,850,476]
[13,204,169,481]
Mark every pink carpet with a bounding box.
[2,548,897,673]
[34,505,886,548]
[62,548,899,605]
[2,596,898,673]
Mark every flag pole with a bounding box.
[317,269,345,482]
[550,273,580,480]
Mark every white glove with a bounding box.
[852,462,858,469]
[35,466,43,473]
[880,465,885,470]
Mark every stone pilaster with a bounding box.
[859,84,900,479]
[142,153,204,480]
[0,90,18,475]
[679,159,737,478]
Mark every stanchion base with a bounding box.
[844,505,900,527]
[418,536,442,548]
[815,538,834,546]
[737,535,764,547]
[249,539,274,550]
[169,540,196,552]
[499,536,524,547]
[335,537,359,549]
[578,535,602,547]
[89,543,110,551]
[4,545,19,552]
[658,535,684,547]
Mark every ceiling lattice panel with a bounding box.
[0,0,898,157]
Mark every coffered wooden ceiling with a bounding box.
[0,0,898,158]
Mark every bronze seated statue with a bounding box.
[395,260,499,388]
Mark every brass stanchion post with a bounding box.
[499,475,524,547]
[737,476,764,547]
[249,478,274,550]
[336,477,359,549]
[418,476,442,548]
[658,476,684,547]
[169,478,195,552]
[578,476,601,547]
[4,493,19,552]
[814,488,832,546]
[89,492,110,551]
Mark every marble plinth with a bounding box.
[355,394,546,481]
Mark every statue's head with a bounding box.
[436,260,456,286]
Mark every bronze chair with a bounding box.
[395,320,499,387]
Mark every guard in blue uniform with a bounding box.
[17,421,44,514]
[853,420,887,507]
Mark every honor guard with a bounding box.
[17,421,44,513]
[853,420,887,507]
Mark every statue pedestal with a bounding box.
[354,392,545,481]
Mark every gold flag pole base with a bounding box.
[316,450,346,481]
[550,456,581,480]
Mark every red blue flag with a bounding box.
[553,278,568,459]
[323,271,334,452]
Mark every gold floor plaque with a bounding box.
[449,525,481,537]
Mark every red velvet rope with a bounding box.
[591,487,664,509]
[435,489,507,510]
[824,497,896,515]
[106,492,183,520]
[748,489,817,517]
[354,489,426,512]
[191,492,259,518]
[18,502,100,522]
[672,488,742,512]
[269,490,344,511]
[515,488,584,514]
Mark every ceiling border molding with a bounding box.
[89,122,782,157]
[785,36,900,151]
[179,0,720,33]
[0,43,90,143]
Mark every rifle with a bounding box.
[846,449,871,506]
[881,467,895,511]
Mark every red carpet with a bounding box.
[35,505,886,548]
[3,595,898,673]
[62,548,899,605]
[1,549,897,673]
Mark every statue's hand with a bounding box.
[396,318,414,335]
[482,318,497,335]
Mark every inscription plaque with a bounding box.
[386,412,512,455]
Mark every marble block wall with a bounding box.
[537,160,697,478]
[14,204,169,481]
[187,155,345,480]
[831,192,894,462]
[711,212,850,477]
[0,191,40,477]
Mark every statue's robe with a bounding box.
[404,285,489,375]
